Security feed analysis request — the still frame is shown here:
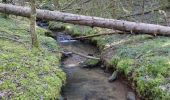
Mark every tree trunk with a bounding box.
[109,0,117,18]
[0,3,170,36]
[2,0,8,18]
[30,0,39,48]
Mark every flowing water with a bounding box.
[37,21,138,100]
[54,32,137,100]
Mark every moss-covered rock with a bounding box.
[80,59,100,68]
[0,17,66,99]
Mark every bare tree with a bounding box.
[109,0,116,18]
[141,0,145,22]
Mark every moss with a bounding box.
[83,59,100,66]
[40,2,55,11]
[117,58,134,75]
[0,17,66,99]
[65,23,170,99]
[48,21,97,37]
[109,36,170,99]
[44,31,55,38]
[48,22,66,31]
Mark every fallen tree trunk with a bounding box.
[0,4,170,36]
[73,31,125,40]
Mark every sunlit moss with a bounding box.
[65,22,170,99]
[0,17,66,99]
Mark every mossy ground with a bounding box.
[0,17,66,99]
[50,21,170,99]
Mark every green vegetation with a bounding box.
[113,37,170,99]
[0,17,66,99]
[55,22,170,99]
[48,22,66,31]
[82,59,100,67]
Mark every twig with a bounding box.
[79,0,92,5]
[71,51,100,60]
[52,49,100,60]
[141,0,145,22]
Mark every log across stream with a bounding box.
[37,21,139,100]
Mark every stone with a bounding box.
[108,70,118,82]
[79,59,100,68]
[62,51,73,58]
[127,92,136,100]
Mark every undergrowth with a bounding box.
[50,21,170,99]
[0,17,66,99]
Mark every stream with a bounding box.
[55,32,137,100]
[37,21,138,100]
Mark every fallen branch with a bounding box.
[62,50,100,60]
[53,50,100,60]
[71,51,100,60]
[79,0,92,5]
[73,31,125,40]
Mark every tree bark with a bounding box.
[30,0,39,48]
[2,0,8,18]
[0,3,170,36]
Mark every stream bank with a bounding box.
[37,20,142,100]
[46,21,170,100]
[60,23,170,100]
[0,17,66,99]
[45,29,139,100]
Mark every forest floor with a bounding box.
[49,21,170,100]
[0,16,66,99]
[0,13,169,99]
[1,0,170,99]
